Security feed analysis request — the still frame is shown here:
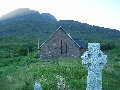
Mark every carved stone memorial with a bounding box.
[81,43,107,90]
[34,82,42,90]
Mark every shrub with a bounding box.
[16,44,28,56]
[16,44,35,56]
[101,42,115,51]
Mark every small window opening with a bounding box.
[66,44,67,54]
[61,40,62,54]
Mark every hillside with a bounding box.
[0,8,57,21]
[0,8,120,90]
[0,8,120,44]
[0,8,35,21]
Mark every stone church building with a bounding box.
[39,26,87,59]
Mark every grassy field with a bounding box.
[0,10,120,89]
[0,45,120,90]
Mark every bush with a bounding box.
[101,42,115,51]
[16,43,35,56]
[17,44,28,56]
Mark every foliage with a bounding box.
[0,50,120,90]
[0,11,120,44]
[101,42,116,51]
[0,58,87,90]
[0,10,120,90]
[16,43,35,56]
[0,34,120,90]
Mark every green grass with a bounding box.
[0,58,87,90]
[0,56,120,90]
[0,45,120,90]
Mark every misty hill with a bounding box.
[0,8,57,21]
[0,8,57,40]
[0,8,34,21]
[0,8,120,44]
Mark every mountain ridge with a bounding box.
[0,8,35,21]
[0,8,120,44]
[0,8,57,22]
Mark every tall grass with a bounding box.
[0,46,120,90]
[0,58,87,90]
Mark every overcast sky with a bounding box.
[0,0,120,30]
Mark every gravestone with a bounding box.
[34,82,42,90]
[81,43,107,90]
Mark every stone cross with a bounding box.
[81,43,107,90]
[34,82,42,90]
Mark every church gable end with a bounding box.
[39,26,85,59]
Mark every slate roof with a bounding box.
[73,39,88,49]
